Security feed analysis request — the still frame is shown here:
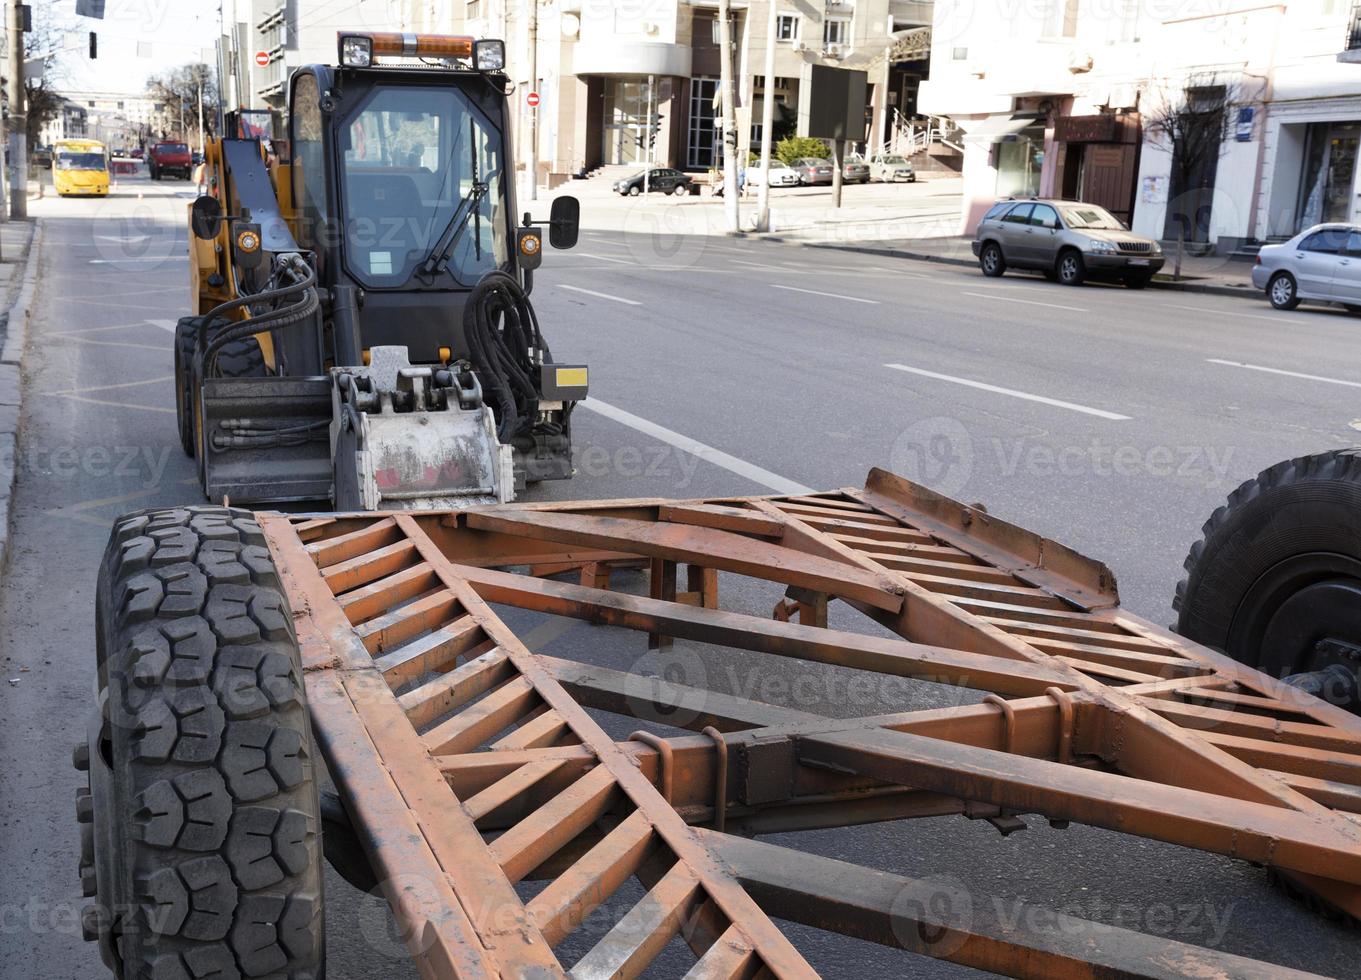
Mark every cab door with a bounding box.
[1293,228,1348,300]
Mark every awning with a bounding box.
[958,113,1044,143]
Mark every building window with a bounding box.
[824,18,849,46]
[711,15,735,45]
[687,76,719,169]
[776,14,798,41]
[117,101,125,110]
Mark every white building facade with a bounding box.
[402,0,933,182]
[920,0,1361,252]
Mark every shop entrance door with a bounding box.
[603,80,649,166]
[1297,122,1361,231]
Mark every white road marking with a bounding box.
[557,284,641,306]
[147,319,178,331]
[1206,358,1361,389]
[884,363,1132,421]
[962,291,1087,312]
[51,374,174,396]
[1164,303,1289,324]
[94,234,149,243]
[580,398,812,494]
[771,284,879,305]
[88,256,185,265]
[574,252,633,264]
[50,393,175,414]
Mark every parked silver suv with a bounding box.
[971,199,1164,288]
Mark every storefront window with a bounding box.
[1298,122,1360,229]
[995,125,1045,198]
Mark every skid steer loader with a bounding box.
[177,31,586,510]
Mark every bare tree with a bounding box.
[146,63,220,142]
[1144,73,1244,264]
[17,2,75,147]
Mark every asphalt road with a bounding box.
[1,171,1357,977]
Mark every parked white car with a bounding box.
[870,154,917,183]
[1252,223,1361,312]
[746,161,800,188]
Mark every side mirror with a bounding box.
[190,195,223,241]
[549,195,580,250]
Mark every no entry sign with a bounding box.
[527,91,540,109]
[255,51,270,67]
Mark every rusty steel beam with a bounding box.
[256,468,1361,978]
[699,830,1325,980]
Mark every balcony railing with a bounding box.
[1347,1,1361,51]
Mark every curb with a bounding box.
[790,239,1256,297]
[0,219,43,577]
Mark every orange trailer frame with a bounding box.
[259,467,1361,978]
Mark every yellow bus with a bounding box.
[53,139,109,197]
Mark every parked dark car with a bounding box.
[792,157,834,185]
[148,140,192,180]
[32,146,53,168]
[614,168,692,197]
[971,198,1164,288]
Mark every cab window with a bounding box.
[291,74,330,255]
[1003,203,1034,224]
[1030,204,1059,228]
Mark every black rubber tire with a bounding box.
[213,337,268,379]
[979,242,1006,278]
[82,507,324,979]
[628,186,640,197]
[174,318,197,459]
[1124,272,1152,290]
[1056,249,1086,286]
[1268,271,1301,310]
[1175,449,1361,682]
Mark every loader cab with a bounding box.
[288,36,541,362]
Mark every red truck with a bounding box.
[147,140,192,180]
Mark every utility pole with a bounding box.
[8,0,28,221]
[755,0,777,232]
[717,0,738,233]
[831,139,843,209]
[527,0,538,202]
[197,68,205,155]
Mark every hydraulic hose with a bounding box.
[202,256,318,372]
[462,271,546,442]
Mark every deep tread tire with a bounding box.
[213,338,267,379]
[1175,449,1361,671]
[86,507,323,979]
[174,318,198,459]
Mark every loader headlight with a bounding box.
[339,35,374,68]
[474,39,506,71]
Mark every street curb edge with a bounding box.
[0,219,43,580]
[789,239,1260,298]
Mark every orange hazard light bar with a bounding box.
[338,32,505,70]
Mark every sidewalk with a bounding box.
[776,233,1259,297]
[0,218,42,574]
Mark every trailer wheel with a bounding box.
[80,506,325,978]
[1175,449,1361,712]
